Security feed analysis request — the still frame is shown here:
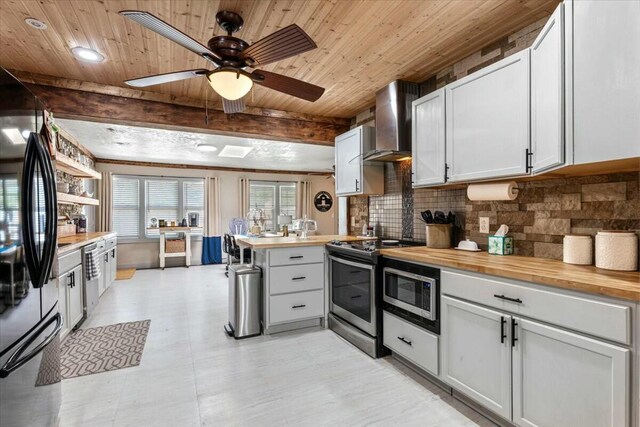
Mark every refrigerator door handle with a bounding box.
[21,134,40,286]
[0,312,63,378]
[35,132,57,285]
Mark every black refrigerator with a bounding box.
[0,68,62,426]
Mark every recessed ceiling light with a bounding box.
[21,130,31,139]
[218,145,253,158]
[196,143,218,153]
[71,47,105,63]
[25,18,47,30]
[2,128,27,145]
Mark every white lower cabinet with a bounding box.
[441,296,512,419]
[383,311,439,376]
[513,318,630,427]
[442,293,631,426]
[269,289,324,325]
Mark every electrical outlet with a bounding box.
[351,216,356,227]
[479,217,490,234]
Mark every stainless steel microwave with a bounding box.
[383,267,437,321]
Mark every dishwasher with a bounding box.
[82,242,101,317]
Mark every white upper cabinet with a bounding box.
[567,0,640,164]
[531,4,565,174]
[445,49,531,182]
[335,126,383,196]
[412,88,446,187]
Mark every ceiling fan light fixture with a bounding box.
[207,70,253,101]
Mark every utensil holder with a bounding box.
[426,224,452,249]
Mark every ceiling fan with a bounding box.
[119,10,325,114]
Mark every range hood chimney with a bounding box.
[364,80,420,162]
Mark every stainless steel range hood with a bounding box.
[363,80,420,162]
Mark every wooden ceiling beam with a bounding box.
[25,83,349,146]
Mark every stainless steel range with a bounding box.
[325,239,421,358]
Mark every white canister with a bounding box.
[595,231,638,271]
[563,235,593,265]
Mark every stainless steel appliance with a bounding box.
[82,243,100,318]
[382,258,440,334]
[362,80,420,162]
[326,239,422,358]
[225,264,262,339]
[0,68,62,426]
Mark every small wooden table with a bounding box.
[150,227,201,269]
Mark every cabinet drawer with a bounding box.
[442,270,632,345]
[270,263,324,295]
[383,311,439,376]
[105,236,117,249]
[269,246,324,267]
[58,249,81,274]
[269,290,323,324]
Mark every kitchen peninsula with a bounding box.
[236,235,375,334]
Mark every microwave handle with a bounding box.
[383,267,434,284]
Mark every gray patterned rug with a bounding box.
[37,320,150,385]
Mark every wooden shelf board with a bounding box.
[55,153,101,179]
[57,192,99,206]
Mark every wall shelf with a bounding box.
[55,153,101,179]
[57,192,99,206]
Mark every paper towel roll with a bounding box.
[467,181,519,201]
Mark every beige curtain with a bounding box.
[97,171,112,232]
[296,180,312,219]
[204,176,221,236]
[239,177,250,218]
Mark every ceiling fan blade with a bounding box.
[120,10,220,63]
[252,70,324,102]
[222,97,246,114]
[241,24,317,66]
[124,69,209,87]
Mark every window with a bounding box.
[112,176,140,238]
[0,175,19,242]
[249,181,296,231]
[111,175,204,239]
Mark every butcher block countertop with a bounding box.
[379,247,640,302]
[236,235,376,249]
[58,232,117,255]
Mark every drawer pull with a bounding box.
[291,276,306,281]
[350,294,362,299]
[289,256,304,260]
[500,316,507,344]
[494,294,522,304]
[292,304,306,309]
[397,336,412,346]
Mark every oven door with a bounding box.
[328,255,376,336]
[383,267,436,320]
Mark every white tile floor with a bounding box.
[59,265,494,427]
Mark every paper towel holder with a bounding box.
[467,181,520,201]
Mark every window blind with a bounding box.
[183,180,204,228]
[0,175,19,241]
[112,176,140,238]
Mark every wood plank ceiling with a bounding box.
[0,0,559,118]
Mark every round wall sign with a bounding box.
[314,191,333,212]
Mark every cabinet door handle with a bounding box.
[355,179,360,191]
[289,255,304,260]
[292,304,306,309]
[525,148,533,173]
[111,249,115,258]
[291,276,306,281]
[397,336,412,346]
[500,316,507,344]
[511,318,518,347]
[494,294,522,304]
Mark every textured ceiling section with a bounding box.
[0,0,558,117]
[57,118,335,172]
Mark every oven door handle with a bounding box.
[328,255,374,271]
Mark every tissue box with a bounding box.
[488,235,513,255]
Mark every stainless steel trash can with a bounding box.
[225,264,262,339]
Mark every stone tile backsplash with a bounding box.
[349,171,640,260]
